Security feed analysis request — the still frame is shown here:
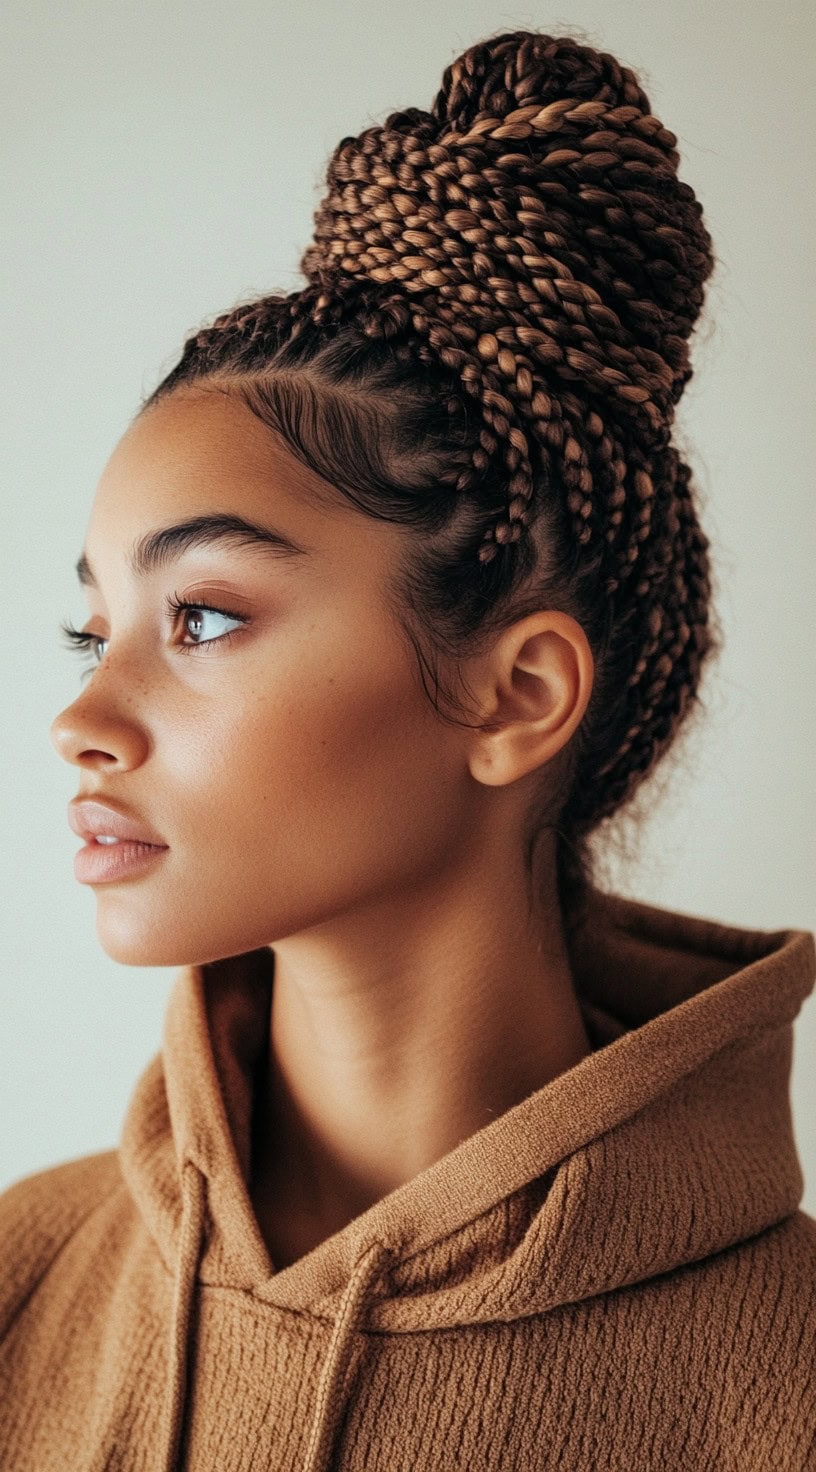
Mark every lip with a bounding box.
[73,840,169,885]
[68,799,168,848]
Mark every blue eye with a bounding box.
[59,594,249,674]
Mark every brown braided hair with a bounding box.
[140,29,723,934]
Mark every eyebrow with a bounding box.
[75,512,311,589]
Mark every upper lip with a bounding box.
[68,799,168,847]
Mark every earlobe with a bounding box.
[467,612,593,789]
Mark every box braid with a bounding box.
[142,30,722,924]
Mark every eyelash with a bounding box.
[59,593,249,671]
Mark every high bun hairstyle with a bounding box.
[142,29,723,933]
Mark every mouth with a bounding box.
[73,838,169,885]
[68,797,168,848]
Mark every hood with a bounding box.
[118,884,816,1472]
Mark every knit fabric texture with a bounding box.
[1,883,815,1470]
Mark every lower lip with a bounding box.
[73,840,169,884]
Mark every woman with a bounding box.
[2,28,814,1472]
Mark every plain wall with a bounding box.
[2,0,814,1209]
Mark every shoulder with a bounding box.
[722,1208,816,1344]
[0,1150,124,1342]
[649,1211,816,1469]
[725,1210,816,1362]
[719,1212,816,1466]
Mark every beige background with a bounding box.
[2,0,814,1208]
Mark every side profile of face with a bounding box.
[50,383,592,969]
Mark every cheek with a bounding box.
[94,639,468,968]
[184,641,457,869]
[267,661,434,813]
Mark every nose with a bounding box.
[49,692,147,770]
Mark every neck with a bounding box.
[249,840,591,1267]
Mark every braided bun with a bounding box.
[144,29,722,924]
[297,32,710,566]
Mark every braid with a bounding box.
[570,446,714,829]
[294,30,709,574]
[143,29,722,920]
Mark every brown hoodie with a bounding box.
[1,884,815,1471]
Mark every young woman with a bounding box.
[2,28,814,1472]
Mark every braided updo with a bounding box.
[142,29,722,931]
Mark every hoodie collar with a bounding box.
[119,885,815,1467]
[121,885,815,1318]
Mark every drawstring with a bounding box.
[156,1163,393,1472]
[157,1160,206,1472]
[303,1239,394,1472]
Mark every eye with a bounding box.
[58,623,109,674]
[164,595,248,653]
[58,595,249,676]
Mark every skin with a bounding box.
[50,384,596,1269]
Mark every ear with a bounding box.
[466,611,594,788]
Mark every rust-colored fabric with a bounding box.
[2,884,815,1470]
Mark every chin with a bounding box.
[93,909,201,970]
[93,906,272,971]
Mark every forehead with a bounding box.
[80,385,410,600]
[93,386,345,534]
